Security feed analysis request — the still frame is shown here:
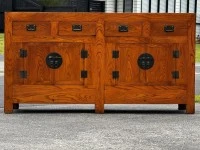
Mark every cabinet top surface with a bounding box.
[5,12,195,22]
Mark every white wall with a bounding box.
[151,0,158,13]
[133,0,141,12]
[175,0,181,13]
[168,0,175,13]
[160,0,166,13]
[117,0,123,12]
[105,0,115,12]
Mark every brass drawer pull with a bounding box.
[72,24,82,31]
[119,25,128,32]
[164,25,174,32]
[26,24,37,31]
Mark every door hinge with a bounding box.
[20,71,27,78]
[81,70,88,78]
[173,50,180,58]
[20,49,27,58]
[81,50,88,59]
[172,71,179,79]
[112,50,119,58]
[112,71,119,79]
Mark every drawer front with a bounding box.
[12,21,51,36]
[58,22,96,36]
[105,22,142,37]
[151,22,188,36]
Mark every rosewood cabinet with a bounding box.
[5,13,195,113]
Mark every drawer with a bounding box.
[151,22,188,36]
[58,22,96,36]
[12,21,51,36]
[105,22,142,37]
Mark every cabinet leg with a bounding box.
[4,101,13,114]
[178,104,186,110]
[186,104,195,114]
[95,104,104,114]
[13,103,19,109]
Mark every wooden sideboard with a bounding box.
[4,12,195,113]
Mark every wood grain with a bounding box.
[59,22,96,36]
[4,13,14,113]
[94,18,105,113]
[175,44,187,85]
[105,86,187,104]
[116,44,146,85]
[84,43,96,86]
[150,22,188,36]
[54,43,83,85]
[12,21,51,36]
[23,43,53,85]
[5,13,195,114]
[105,22,142,37]
[186,16,195,114]
[146,44,175,85]
[105,43,116,86]
[13,85,96,104]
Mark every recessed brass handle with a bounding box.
[72,24,82,31]
[26,24,37,31]
[164,25,174,32]
[119,25,128,32]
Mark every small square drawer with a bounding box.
[12,21,51,36]
[58,22,96,36]
[105,22,142,37]
[150,22,188,36]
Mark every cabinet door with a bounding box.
[146,44,175,85]
[54,43,84,85]
[23,43,53,85]
[175,44,187,85]
[105,43,116,86]
[116,44,146,85]
[11,43,24,85]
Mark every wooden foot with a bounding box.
[178,104,186,110]
[4,101,13,114]
[95,104,104,114]
[13,103,19,109]
[186,104,195,114]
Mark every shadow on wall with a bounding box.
[0,75,4,108]
[197,35,200,44]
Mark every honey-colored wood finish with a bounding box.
[5,13,195,113]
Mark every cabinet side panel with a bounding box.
[4,13,14,113]
[186,15,195,114]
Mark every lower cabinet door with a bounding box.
[105,43,176,86]
[23,43,54,85]
[13,42,97,104]
[22,42,86,85]
[53,43,84,85]
[105,43,177,103]
[116,44,146,85]
[145,44,176,85]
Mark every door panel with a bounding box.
[12,43,24,84]
[116,44,145,85]
[146,44,175,85]
[84,43,96,86]
[105,43,116,86]
[23,43,53,85]
[175,44,187,85]
[54,43,84,85]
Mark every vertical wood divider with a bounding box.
[186,16,195,114]
[4,13,14,113]
[95,17,105,113]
